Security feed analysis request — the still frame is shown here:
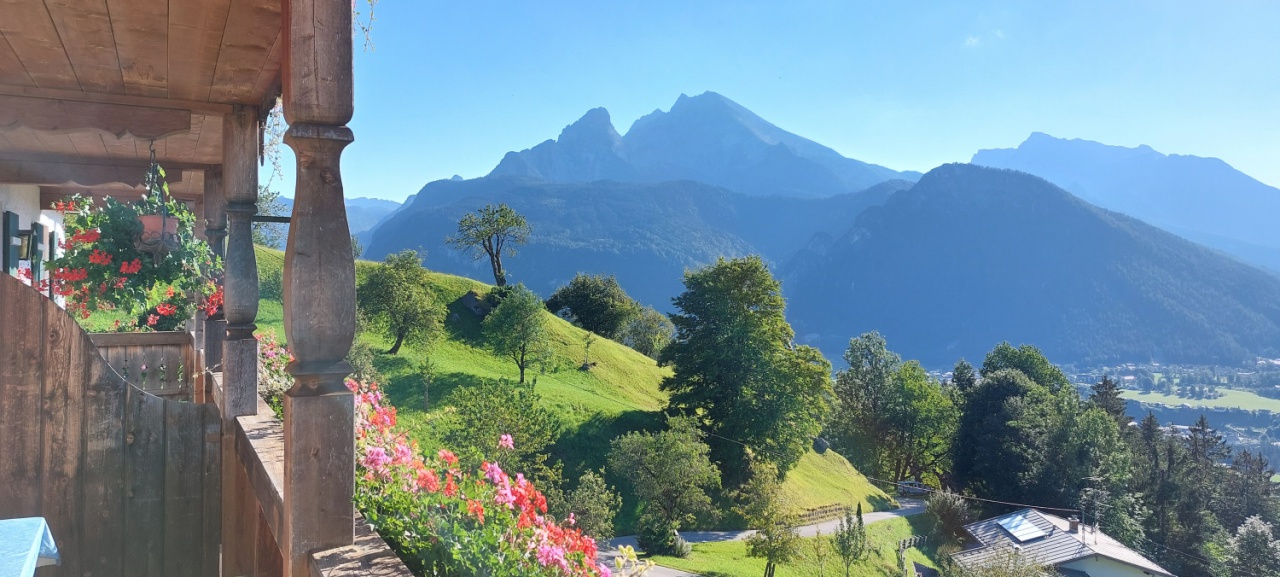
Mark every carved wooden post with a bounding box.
[222,105,260,419]
[280,0,357,572]
[220,107,262,576]
[203,166,226,373]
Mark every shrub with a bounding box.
[445,378,561,476]
[636,511,688,557]
[607,415,720,545]
[927,489,973,542]
[260,266,283,300]
[562,470,622,542]
[345,340,382,384]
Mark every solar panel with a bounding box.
[997,512,1047,542]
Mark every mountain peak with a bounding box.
[487,106,633,182]
[491,93,916,196]
[559,107,618,141]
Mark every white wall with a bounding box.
[1060,555,1169,577]
[0,183,64,282]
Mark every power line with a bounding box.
[861,476,1082,514]
[1132,534,1222,570]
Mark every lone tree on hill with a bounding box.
[446,203,530,286]
[660,256,832,483]
[545,273,641,339]
[356,249,444,354]
[482,284,550,384]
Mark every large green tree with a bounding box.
[1227,516,1280,577]
[830,334,957,484]
[980,342,1071,392]
[952,367,1048,501]
[607,416,721,549]
[951,359,977,393]
[446,203,530,286]
[545,273,641,338]
[356,249,445,354]
[481,284,550,383]
[660,256,832,480]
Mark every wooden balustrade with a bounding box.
[90,330,197,400]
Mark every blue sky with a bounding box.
[265,1,1280,201]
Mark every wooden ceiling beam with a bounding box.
[0,152,218,172]
[0,94,192,140]
[0,84,233,115]
[0,157,190,187]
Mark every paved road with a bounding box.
[600,499,927,577]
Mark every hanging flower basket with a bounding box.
[45,190,221,331]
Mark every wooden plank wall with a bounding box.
[0,274,220,577]
[90,331,196,400]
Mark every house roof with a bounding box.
[952,509,1175,577]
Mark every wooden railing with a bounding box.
[210,372,412,576]
[90,330,196,400]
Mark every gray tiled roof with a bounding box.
[952,509,1174,577]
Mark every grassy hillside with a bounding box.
[253,246,892,532]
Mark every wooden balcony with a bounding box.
[0,0,414,574]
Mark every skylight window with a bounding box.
[997,512,1047,542]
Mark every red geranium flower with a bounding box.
[156,303,177,316]
[88,249,113,265]
[467,499,485,524]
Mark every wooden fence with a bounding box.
[90,330,196,400]
[0,274,221,576]
[798,503,853,525]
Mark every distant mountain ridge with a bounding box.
[490,92,919,197]
[972,133,1280,273]
[277,196,400,237]
[364,177,904,306]
[783,164,1280,366]
[363,95,1280,367]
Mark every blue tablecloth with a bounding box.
[0,518,59,577]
